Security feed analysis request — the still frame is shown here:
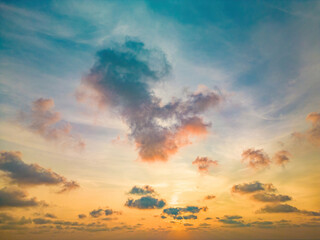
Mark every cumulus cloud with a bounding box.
[125,196,166,209]
[44,213,57,219]
[0,151,79,193]
[293,112,320,147]
[218,215,250,227]
[0,187,45,208]
[78,214,86,219]
[231,181,276,194]
[77,39,221,162]
[252,193,292,202]
[162,206,207,220]
[258,204,320,216]
[89,209,104,218]
[128,185,155,195]
[241,149,271,169]
[204,195,216,200]
[192,157,218,173]
[19,98,85,150]
[272,150,291,166]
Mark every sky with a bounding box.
[0,0,320,239]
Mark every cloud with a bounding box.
[293,112,320,147]
[241,148,271,169]
[44,213,57,219]
[0,151,80,193]
[89,209,104,218]
[162,206,207,220]
[258,204,320,216]
[128,185,155,195]
[252,193,292,202]
[174,215,197,220]
[218,215,250,227]
[77,39,221,162]
[0,187,45,208]
[78,214,86,219]
[231,181,276,194]
[125,196,166,209]
[204,195,216,200]
[19,98,85,150]
[272,150,291,166]
[192,157,218,173]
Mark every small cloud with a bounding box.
[125,196,166,209]
[252,193,292,202]
[78,214,86,219]
[0,187,46,208]
[18,98,85,150]
[241,148,271,169]
[272,150,291,166]
[218,215,250,227]
[0,151,80,193]
[44,213,57,219]
[293,112,320,147]
[204,195,216,200]
[89,209,104,218]
[257,204,320,216]
[128,185,155,195]
[232,181,276,194]
[162,206,207,220]
[192,157,218,173]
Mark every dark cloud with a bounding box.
[0,151,79,193]
[0,213,14,223]
[252,193,292,202]
[128,185,155,195]
[204,195,216,200]
[192,157,218,173]
[241,148,271,169]
[218,215,250,227]
[89,209,104,218]
[232,181,276,194]
[272,150,291,166]
[257,204,320,216]
[77,40,221,162]
[19,98,85,150]
[174,215,197,220]
[78,214,86,219]
[0,187,45,208]
[293,112,320,147]
[125,196,166,209]
[44,213,57,219]
[162,206,207,220]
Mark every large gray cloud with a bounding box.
[0,151,79,193]
[0,187,45,208]
[125,196,166,209]
[218,215,250,228]
[19,98,85,150]
[77,40,221,162]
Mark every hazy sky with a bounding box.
[0,1,320,239]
